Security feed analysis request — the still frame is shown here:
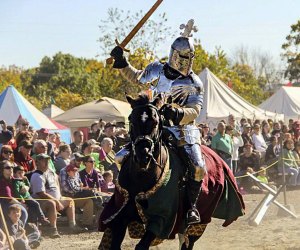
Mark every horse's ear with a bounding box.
[152,93,163,108]
[126,95,135,107]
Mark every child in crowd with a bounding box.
[102,171,115,193]
[257,166,277,190]
[12,166,50,225]
[6,205,30,250]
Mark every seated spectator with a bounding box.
[14,140,36,174]
[32,140,56,173]
[98,122,122,152]
[265,136,280,163]
[15,131,33,149]
[0,228,6,249]
[201,123,212,147]
[70,131,84,153]
[257,166,277,190]
[88,122,101,141]
[5,205,31,250]
[261,121,272,145]
[54,132,62,151]
[54,144,71,174]
[79,155,104,191]
[0,161,28,225]
[81,140,101,171]
[240,123,254,154]
[12,165,50,225]
[237,142,260,175]
[252,124,267,162]
[30,154,85,238]
[271,122,281,137]
[49,133,59,156]
[60,163,94,230]
[284,132,293,142]
[6,125,17,150]
[279,139,300,186]
[0,120,12,148]
[100,138,115,172]
[0,145,15,163]
[102,170,115,193]
[37,128,55,161]
[293,141,300,160]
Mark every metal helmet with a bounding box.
[168,19,198,77]
[168,37,195,76]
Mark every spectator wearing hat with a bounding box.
[70,130,84,153]
[31,153,86,238]
[60,163,94,230]
[240,123,254,154]
[32,139,56,173]
[211,122,233,169]
[12,165,49,225]
[60,153,84,199]
[98,122,122,152]
[38,128,55,161]
[14,140,36,173]
[0,120,12,148]
[54,144,71,174]
[201,124,212,147]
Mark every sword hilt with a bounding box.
[106,39,130,65]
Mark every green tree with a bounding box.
[282,19,300,82]
[0,66,23,92]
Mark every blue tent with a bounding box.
[0,85,71,143]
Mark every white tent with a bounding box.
[197,68,284,127]
[53,97,132,128]
[42,104,64,118]
[259,86,300,122]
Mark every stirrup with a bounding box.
[187,208,201,225]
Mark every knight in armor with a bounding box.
[110,20,206,225]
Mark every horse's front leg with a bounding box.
[135,230,156,250]
[180,235,200,250]
[110,218,129,250]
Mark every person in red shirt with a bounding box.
[14,140,36,173]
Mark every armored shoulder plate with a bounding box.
[138,61,164,84]
[189,72,204,93]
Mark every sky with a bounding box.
[0,0,299,68]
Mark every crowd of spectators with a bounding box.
[199,116,300,193]
[0,117,128,249]
[1,113,300,248]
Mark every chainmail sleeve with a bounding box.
[119,63,144,84]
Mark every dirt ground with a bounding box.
[40,189,300,250]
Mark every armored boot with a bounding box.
[187,180,202,225]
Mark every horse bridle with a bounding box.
[130,104,164,171]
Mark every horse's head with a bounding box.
[126,93,162,170]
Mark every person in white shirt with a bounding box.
[252,124,267,162]
[225,125,244,174]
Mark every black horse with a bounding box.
[98,94,245,250]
